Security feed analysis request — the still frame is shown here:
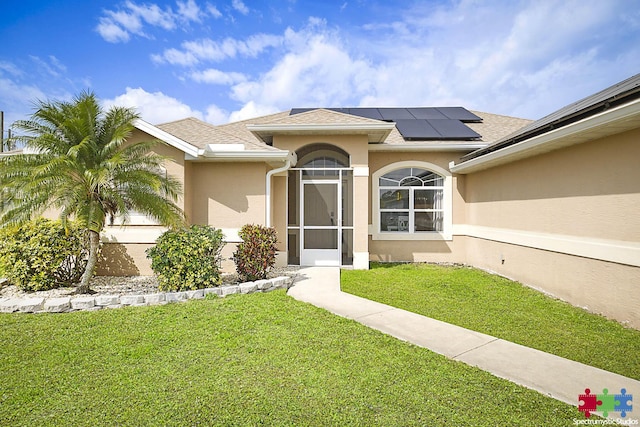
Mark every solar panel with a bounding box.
[394,120,440,139]
[346,108,384,120]
[377,108,415,120]
[290,108,315,115]
[437,107,482,122]
[289,107,483,140]
[427,119,481,139]
[407,108,448,119]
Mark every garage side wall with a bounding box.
[461,128,640,328]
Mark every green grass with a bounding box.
[342,262,640,380]
[0,291,581,426]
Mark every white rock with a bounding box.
[271,277,287,289]
[144,293,166,304]
[120,295,145,305]
[18,298,45,313]
[239,283,258,294]
[187,290,204,299]
[0,298,20,313]
[95,295,120,306]
[203,288,221,296]
[219,285,239,296]
[71,297,95,310]
[44,297,71,313]
[165,292,188,302]
[255,279,271,290]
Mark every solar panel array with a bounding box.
[289,107,483,140]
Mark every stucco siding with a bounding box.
[460,128,640,327]
[464,128,640,242]
[189,162,267,228]
[463,236,640,329]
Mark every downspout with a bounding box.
[265,152,295,227]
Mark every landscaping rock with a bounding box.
[144,293,166,304]
[95,295,120,306]
[165,292,188,303]
[18,298,45,313]
[186,290,204,299]
[271,276,287,289]
[0,298,20,313]
[219,285,239,296]
[120,295,145,305]
[203,287,221,296]
[254,279,271,290]
[44,297,71,313]
[71,297,95,310]
[239,282,258,294]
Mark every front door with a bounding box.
[300,180,341,266]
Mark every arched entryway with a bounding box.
[287,144,354,266]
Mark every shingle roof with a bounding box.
[155,107,530,152]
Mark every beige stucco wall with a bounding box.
[464,129,640,241]
[367,151,470,264]
[461,128,640,328]
[188,161,267,227]
[463,236,640,328]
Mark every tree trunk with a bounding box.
[76,230,100,294]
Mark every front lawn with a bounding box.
[0,291,581,426]
[342,263,640,380]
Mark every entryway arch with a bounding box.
[287,143,354,266]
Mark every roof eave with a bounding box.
[200,148,294,166]
[134,119,200,158]
[369,143,488,152]
[246,123,396,144]
[450,98,640,174]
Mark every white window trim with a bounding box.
[371,161,452,241]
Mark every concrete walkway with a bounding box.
[287,266,640,413]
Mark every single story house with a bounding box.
[100,73,640,328]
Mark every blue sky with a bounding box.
[1,0,639,133]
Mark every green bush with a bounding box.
[146,225,225,291]
[0,219,88,291]
[233,224,278,282]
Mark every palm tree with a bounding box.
[0,91,184,293]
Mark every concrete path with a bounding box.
[287,266,640,414]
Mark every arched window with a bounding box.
[372,161,452,240]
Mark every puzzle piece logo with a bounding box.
[579,388,601,418]
[578,387,633,418]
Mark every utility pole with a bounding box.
[1,110,4,153]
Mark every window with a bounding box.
[372,161,452,240]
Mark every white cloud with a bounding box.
[205,104,229,124]
[102,87,204,124]
[96,0,206,43]
[231,0,249,15]
[207,4,222,18]
[190,68,247,85]
[96,19,131,43]
[153,33,282,65]
[228,101,279,123]
[177,0,202,22]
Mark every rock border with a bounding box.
[0,276,294,314]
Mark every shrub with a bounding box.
[146,225,225,291]
[0,219,88,291]
[233,224,278,282]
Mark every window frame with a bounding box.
[372,161,452,241]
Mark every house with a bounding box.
[100,73,640,328]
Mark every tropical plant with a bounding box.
[233,224,278,282]
[0,91,184,293]
[146,225,225,291]
[0,218,88,291]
